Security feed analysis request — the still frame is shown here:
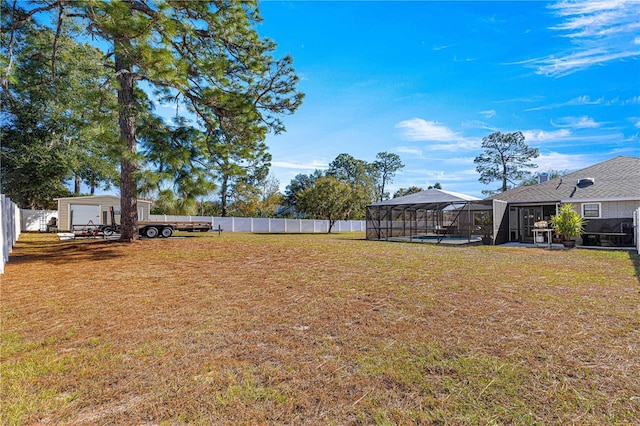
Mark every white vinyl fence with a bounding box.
[149,215,366,233]
[635,208,640,255]
[1,194,21,274]
[20,209,58,232]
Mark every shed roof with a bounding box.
[487,156,640,204]
[369,188,480,207]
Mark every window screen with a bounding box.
[582,203,600,218]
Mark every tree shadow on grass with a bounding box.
[8,238,126,266]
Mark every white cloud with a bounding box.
[525,95,604,111]
[567,95,605,106]
[479,109,496,119]
[535,152,591,171]
[271,160,329,170]
[395,118,480,151]
[395,146,424,158]
[442,156,476,166]
[396,118,462,142]
[521,0,640,77]
[623,96,640,105]
[551,116,601,129]
[522,129,572,142]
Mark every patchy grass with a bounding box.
[2,232,639,424]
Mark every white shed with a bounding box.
[55,195,152,231]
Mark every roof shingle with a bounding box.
[488,156,640,203]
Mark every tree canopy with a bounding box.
[1,5,119,208]
[285,152,404,223]
[372,152,404,201]
[296,176,354,233]
[393,186,424,198]
[474,131,539,195]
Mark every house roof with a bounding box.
[488,156,640,204]
[369,188,480,207]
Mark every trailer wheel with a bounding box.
[144,226,159,238]
[103,227,114,237]
[160,227,173,238]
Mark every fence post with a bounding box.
[0,195,5,274]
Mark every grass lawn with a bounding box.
[2,232,639,425]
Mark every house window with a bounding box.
[582,203,601,218]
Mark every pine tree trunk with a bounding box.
[74,173,81,196]
[502,164,508,192]
[220,174,229,217]
[115,41,139,241]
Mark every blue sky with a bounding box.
[253,0,640,197]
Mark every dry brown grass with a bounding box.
[2,232,639,425]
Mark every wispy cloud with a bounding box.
[525,95,604,111]
[623,96,640,105]
[395,146,425,158]
[396,119,461,142]
[479,109,496,119]
[271,160,329,170]
[522,128,572,142]
[551,115,601,129]
[519,0,640,77]
[536,152,591,171]
[395,118,479,151]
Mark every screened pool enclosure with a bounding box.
[366,189,494,244]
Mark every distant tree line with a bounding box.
[282,152,404,232]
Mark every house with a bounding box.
[488,156,640,247]
[55,195,152,232]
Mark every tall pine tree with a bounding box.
[3,1,302,240]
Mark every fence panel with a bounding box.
[233,218,255,232]
[267,218,285,233]
[1,194,21,274]
[149,214,364,234]
[300,219,315,233]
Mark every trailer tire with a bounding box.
[144,226,159,238]
[103,227,114,237]
[160,227,173,238]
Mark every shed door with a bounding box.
[70,204,100,226]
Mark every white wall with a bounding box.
[20,209,58,232]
